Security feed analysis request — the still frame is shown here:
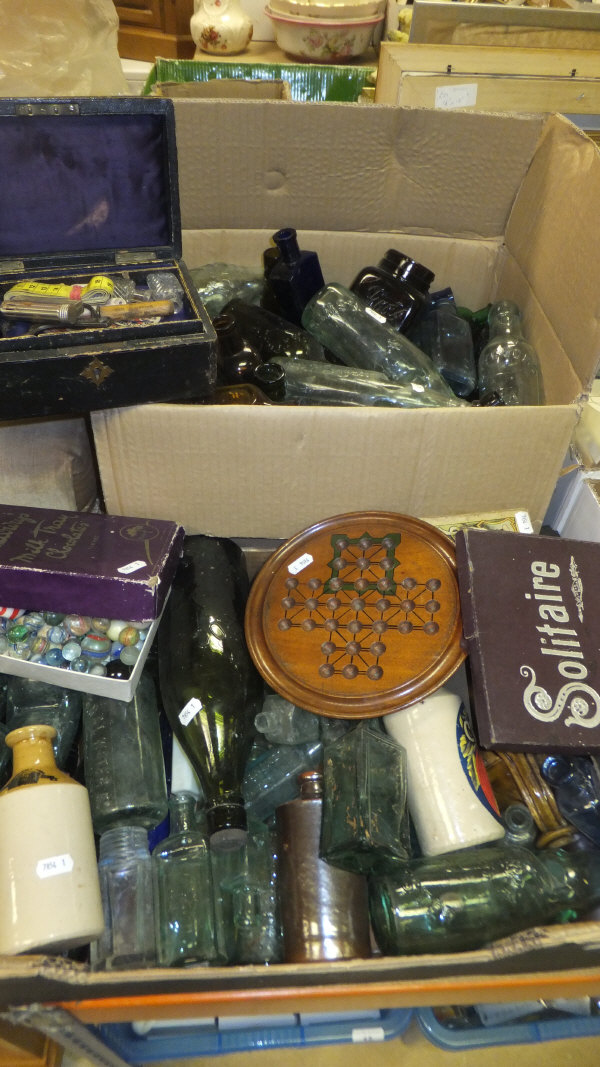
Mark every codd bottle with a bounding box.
[277,357,463,408]
[477,300,545,405]
[301,284,458,404]
[263,228,325,326]
[368,844,600,956]
[157,535,263,851]
[152,792,217,967]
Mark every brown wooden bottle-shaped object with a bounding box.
[0,724,104,954]
[276,769,371,963]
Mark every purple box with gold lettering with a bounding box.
[0,503,184,622]
[0,96,217,419]
[455,527,600,753]
[0,503,184,700]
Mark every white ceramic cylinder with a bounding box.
[0,783,104,954]
[384,687,504,857]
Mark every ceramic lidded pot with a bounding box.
[191,0,253,55]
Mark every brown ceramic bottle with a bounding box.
[276,769,371,963]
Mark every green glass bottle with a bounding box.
[157,535,264,851]
[369,844,600,956]
[152,792,217,967]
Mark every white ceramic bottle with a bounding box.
[0,724,104,954]
[384,687,504,857]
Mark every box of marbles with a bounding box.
[0,502,184,700]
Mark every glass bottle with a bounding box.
[211,814,282,964]
[540,755,600,849]
[223,298,328,362]
[92,825,156,970]
[350,249,434,333]
[320,720,410,876]
[277,357,463,408]
[0,724,103,955]
[502,802,538,849]
[4,675,82,770]
[152,792,217,967]
[301,284,458,403]
[412,296,477,398]
[157,535,264,851]
[481,749,574,850]
[252,362,286,402]
[263,228,325,326]
[189,262,264,317]
[368,844,600,956]
[213,313,261,386]
[82,671,169,836]
[384,688,504,857]
[207,383,273,405]
[254,693,320,746]
[275,770,371,963]
[477,300,545,405]
[242,738,323,822]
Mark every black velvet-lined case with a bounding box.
[0,97,217,418]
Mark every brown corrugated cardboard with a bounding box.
[91,103,597,540]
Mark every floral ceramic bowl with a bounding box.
[265,6,383,61]
[269,0,385,20]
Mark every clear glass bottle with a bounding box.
[350,249,434,333]
[263,228,325,326]
[152,792,217,967]
[4,675,82,769]
[223,298,327,362]
[211,814,282,964]
[368,844,600,956]
[0,724,103,955]
[92,825,156,970]
[157,535,264,851]
[275,770,371,963]
[242,738,323,823]
[412,296,477,398]
[321,720,410,875]
[82,671,169,836]
[189,262,264,317]
[502,802,537,849]
[477,300,545,405]
[277,357,463,408]
[301,284,458,403]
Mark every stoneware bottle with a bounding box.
[191,0,253,55]
[0,724,103,955]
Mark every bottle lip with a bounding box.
[6,723,57,748]
[381,249,435,288]
[207,800,248,852]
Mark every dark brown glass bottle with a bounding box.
[214,313,261,386]
[275,770,371,963]
[350,249,434,333]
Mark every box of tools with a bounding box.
[0,97,217,419]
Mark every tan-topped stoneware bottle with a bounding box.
[0,723,104,954]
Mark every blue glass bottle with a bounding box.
[263,228,325,326]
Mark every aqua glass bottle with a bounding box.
[301,284,458,403]
[368,844,600,956]
[4,675,82,769]
[477,300,545,405]
[320,720,410,875]
[277,357,464,408]
[82,671,168,836]
[92,825,156,970]
[152,792,217,967]
[157,535,264,851]
[412,296,477,398]
[211,815,282,964]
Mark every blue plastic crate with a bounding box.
[97,1007,412,1063]
[417,1001,600,1051]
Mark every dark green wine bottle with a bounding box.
[157,536,263,851]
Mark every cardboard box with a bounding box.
[7,103,600,1020]
[408,0,600,50]
[91,102,599,541]
[0,504,184,700]
[375,43,600,122]
[153,78,292,100]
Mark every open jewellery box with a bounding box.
[0,96,217,419]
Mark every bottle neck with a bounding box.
[99,825,150,862]
[169,792,198,835]
[3,724,72,789]
[488,301,524,339]
[273,228,300,264]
